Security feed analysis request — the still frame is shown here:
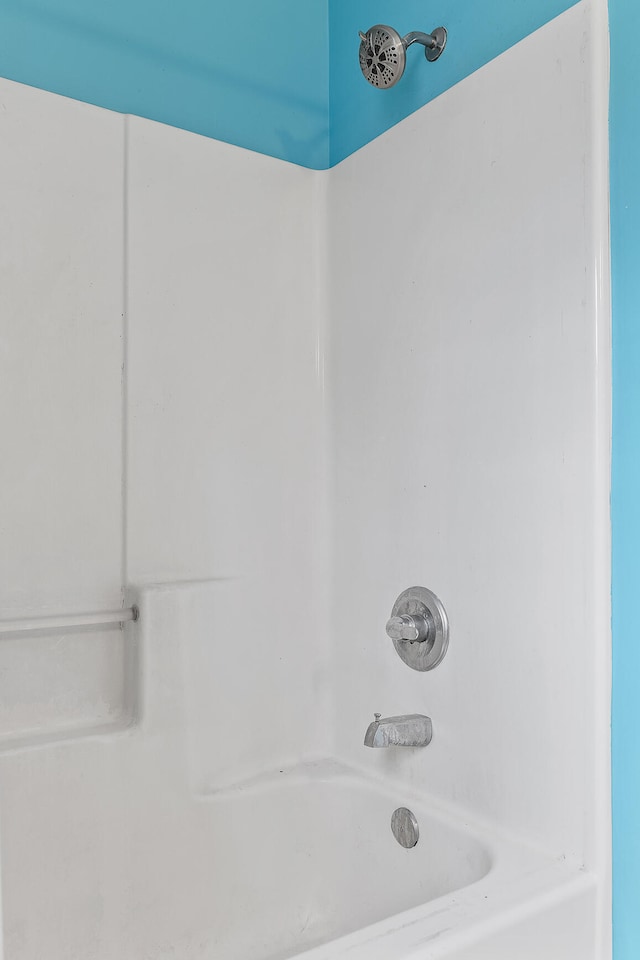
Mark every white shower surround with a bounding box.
[0,1,610,958]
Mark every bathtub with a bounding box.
[0,755,596,960]
[198,763,596,960]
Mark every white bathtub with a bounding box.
[200,763,596,960]
[0,755,596,960]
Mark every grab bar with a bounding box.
[0,606,139,637]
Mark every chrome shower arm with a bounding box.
[403,31,438,50]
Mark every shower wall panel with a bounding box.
[327,0,610,907]
[126,116,331,782]
[0,84,331,956]
[0,78,128,742]
[0,78,124,620]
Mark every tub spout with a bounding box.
[364,713,432,748]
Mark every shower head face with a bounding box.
[359,25,406,89]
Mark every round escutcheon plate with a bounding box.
[389,586,449,671]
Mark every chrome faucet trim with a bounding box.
[364,713,432,748]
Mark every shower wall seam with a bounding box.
[121,113,130,602]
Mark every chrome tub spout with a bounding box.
[364,713,432,748]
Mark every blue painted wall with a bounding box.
[0,0,581,168]
[0,0,330,169]
[328,0,580,167]
[610,1,640,957]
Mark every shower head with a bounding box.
[358,24,447,89]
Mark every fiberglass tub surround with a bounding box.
[0,582,591,960]
[0,1,610,958]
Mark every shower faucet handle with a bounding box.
[387,587,449,671]
[386,614,431,644]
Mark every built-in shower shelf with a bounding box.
[0,606,139,747]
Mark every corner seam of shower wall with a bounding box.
[311,164,336,760]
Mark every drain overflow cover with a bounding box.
[391,807,419,848]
